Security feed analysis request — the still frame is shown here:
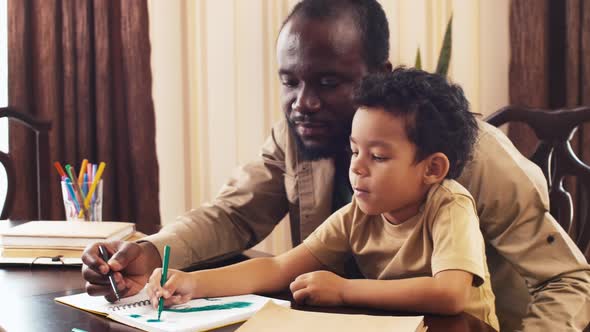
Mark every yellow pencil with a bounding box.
[78,159,88,185]
[78,162,106,218]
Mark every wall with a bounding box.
[148,0,510,254]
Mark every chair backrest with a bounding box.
[485,105,590,255]
[0,107,52,220]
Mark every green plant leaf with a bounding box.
[414,48,422,70]
[435,15,453,77]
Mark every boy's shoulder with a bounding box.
[420,180,480,231]
[426,179,477,215]
[437,179,473,197]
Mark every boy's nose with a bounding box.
[350,159,367,176]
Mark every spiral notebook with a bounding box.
[55,288,290,332]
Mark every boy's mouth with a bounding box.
[354,187,370,197]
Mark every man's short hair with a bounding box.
[283,0,389,70]
[353,67,478,179]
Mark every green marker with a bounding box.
[157,245,171,321]
[71,328,89,332]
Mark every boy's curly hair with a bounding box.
[353,67,478,179]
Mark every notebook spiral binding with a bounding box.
[108,299,152,311]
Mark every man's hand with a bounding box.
[81,240,162,302]
[289,270,349,306]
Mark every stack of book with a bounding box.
[0,221,139,264]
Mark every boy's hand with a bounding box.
[290,270,348,306]
[147,268,195,308]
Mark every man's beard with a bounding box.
[286,116,350,161]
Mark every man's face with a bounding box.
[277,16,370,160]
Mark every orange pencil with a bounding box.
[54,161,67,179]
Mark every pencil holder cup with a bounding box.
[60,180,103,221]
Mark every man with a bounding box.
[82,1,590,331]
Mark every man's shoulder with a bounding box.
[457,119,550,210]
[462,119,547,186]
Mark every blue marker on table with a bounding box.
[157,245,171,321]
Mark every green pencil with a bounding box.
[157,245,171,321]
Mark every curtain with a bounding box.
[8,0,161,233]
[509,0,590,255]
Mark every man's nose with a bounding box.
[292,85,320,113]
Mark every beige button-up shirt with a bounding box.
[144,119,590,331]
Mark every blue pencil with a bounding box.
[82,173,88,196]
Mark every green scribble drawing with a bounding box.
[164,301,252,313]
[146,319,161,322]
[129,314,142,318]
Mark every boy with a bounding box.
[146,68,499,330]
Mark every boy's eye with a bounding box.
[372,155,389,162]
[351,150,359,157]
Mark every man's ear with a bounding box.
[423,152,450,185]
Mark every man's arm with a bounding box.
[143,120,292,270]
[459,121,590,331]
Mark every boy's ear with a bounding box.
[423,152,450,185]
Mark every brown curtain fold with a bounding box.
[8,0,161,233]
[509,0,590,252]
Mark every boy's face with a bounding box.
[349,107,430,223]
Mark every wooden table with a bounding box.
[0,221,496,332]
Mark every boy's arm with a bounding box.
[343,270,472,314]
[292,269,473,315]
[190,244,325,298]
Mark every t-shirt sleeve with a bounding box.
[303,203,354,271]
[430,194,487,287]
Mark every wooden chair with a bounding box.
[0,107,52,220]
[485,105,590,256]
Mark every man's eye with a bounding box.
[281,78,298,88]
[319,77,339,87]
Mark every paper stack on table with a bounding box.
[0,221,140,265]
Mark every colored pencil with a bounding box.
[79,162,106,218]
[78,159,88,185]
[54,161,67,178]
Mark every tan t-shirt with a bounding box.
[304,179,499,331]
